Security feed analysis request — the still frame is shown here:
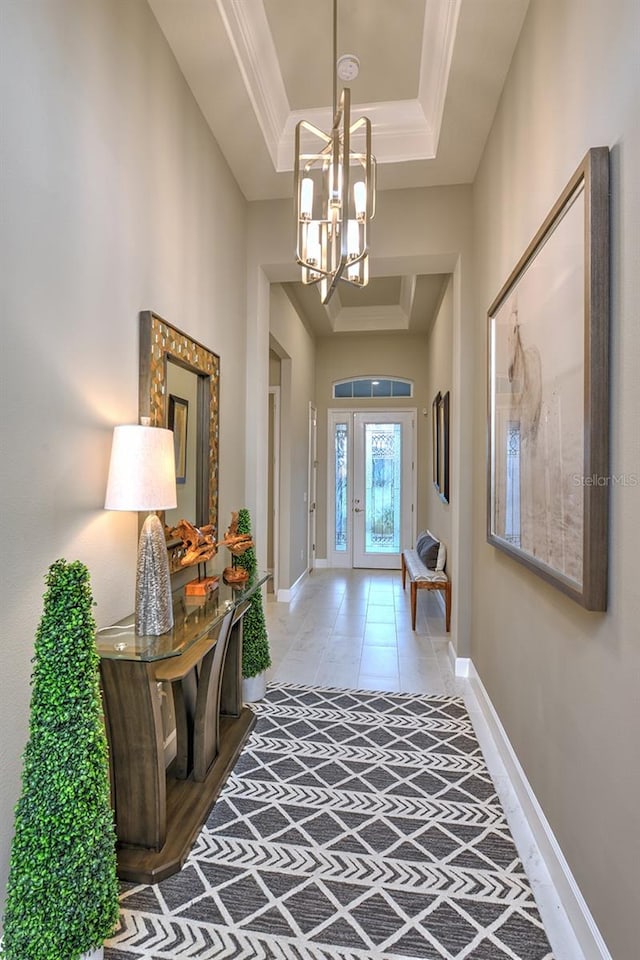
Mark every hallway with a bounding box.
[266,570,584,959]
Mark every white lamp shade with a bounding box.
[105,424,177,511]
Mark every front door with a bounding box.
[328,410,415,568]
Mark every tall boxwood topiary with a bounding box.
[1,559,119,960]
[234,509,271,679]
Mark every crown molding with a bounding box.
[419,0,462,155]
[216,0,290,169]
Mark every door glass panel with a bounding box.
[334,423,348,552]
[364,423,401,555]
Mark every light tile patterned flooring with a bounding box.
[266,568,460,696]
[265,568,586,960]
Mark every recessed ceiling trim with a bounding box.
[399,276,417,317]
[216,0,290,168]
[419,0,462,155]
[280,99,435,171]
[219,0,459,173]
[148,0,530,202]
[332,304,410,333]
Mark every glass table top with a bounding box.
[96,571,270,662]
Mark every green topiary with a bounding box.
[1,559,119,960]
[234,509,271,679]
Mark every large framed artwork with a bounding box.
[487,147,609,610]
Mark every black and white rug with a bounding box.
[105,683,553,959]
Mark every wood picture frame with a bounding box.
[139,311,220,573]
[432,391,441,491]
[439,391,450,504]
[487,147,609,610]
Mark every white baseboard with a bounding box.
[276,568,308,603]
[446,640,470,677]
[469,664,612,960]
[313,558,329,569]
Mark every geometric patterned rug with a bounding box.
[105,683,554,960]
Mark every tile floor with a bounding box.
[266,568,458,696]
[265,568,587,960]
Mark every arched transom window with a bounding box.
[332,377,413,399]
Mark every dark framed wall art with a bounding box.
[487,147,610,610]
[432,391,441,490]
[439,391,450,504]
[432,390,450,504]
[168,394,189,484]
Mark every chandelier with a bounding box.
[294,0,376,305]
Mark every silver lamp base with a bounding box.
[135,513,174,636]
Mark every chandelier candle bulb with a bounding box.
[347,219,359,255]
[300,177,314,219]
[354,180,366,219]
[306,221,321,266]
[347,220,360,280]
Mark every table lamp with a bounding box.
[105,421,177,635]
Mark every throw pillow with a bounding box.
[416,531,439,570]
[427,529,447,571]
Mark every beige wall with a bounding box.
[0,0,248,913]
[314,334,430,559]
[425,277,453,555]
[471,1,640,956]
[269,285,316,589]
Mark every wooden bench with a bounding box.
[401,548,451,632]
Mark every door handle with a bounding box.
[354,507,363,512]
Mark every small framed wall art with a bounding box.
[168,394,189,484]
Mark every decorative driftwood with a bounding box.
[167,519,218,567]
[167,512,254,572]
[223,566,249,583]
[219,512,253,583]
[218,512,254,557]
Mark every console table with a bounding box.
[97,572,268,884]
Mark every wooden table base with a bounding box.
[116,707,256,884]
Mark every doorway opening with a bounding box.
[327,409,416,569]
[267,386,280,594]
[308,403,317,573]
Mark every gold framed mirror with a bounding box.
[139,311,219,573]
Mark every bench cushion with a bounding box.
[403,549,448,583]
